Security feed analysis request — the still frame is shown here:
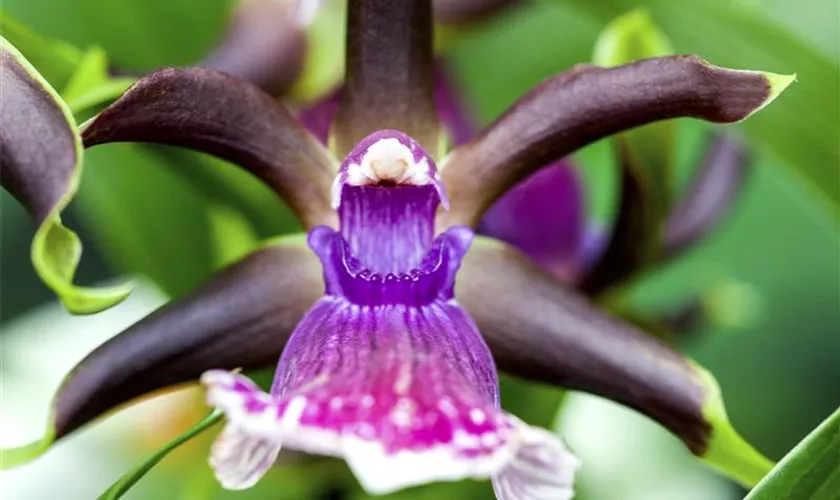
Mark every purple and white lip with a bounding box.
[201,130,579,499]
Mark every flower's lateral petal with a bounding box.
[433,0,522,25]
[0,36,131,314]
[81,67,338,228]
[440,56,795,227]
[434,60,477,147]
[663,133,750,259]
[200,0,317,96]
[578,148,652,296]
[478,161,584,282]
[203,295,579,495]
[457,237,724,455]
[332,0,440,157]
[0,238,322,469]
[296,91,340,145]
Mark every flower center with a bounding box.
[311,130,461,307]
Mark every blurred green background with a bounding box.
[1,0,837,499]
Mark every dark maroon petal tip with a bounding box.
[82,67,338,228]
[51,241,322,439]
[332,0,440,157]
[200,0,310,96]
[663,133,751,258]
[441,56,784,227]
[458,238,711,453]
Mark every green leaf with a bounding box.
[289,0,346,102]
[61,45,135,117]
[0,11,81,89]
[556,0,840,215]
[2,0,232,69]
[97,411,223,500]
[744,407,840,500]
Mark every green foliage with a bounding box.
[745,407,840,500]
[97,411,223,500]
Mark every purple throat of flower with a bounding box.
[201,130,580,498]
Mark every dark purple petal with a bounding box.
[663,133,751,258]
[332,0,440,157]
[434,60,476,147]
[0,38,130,313]
[433,0,522,24]
[200,0,312,96]
[82,67,338,228]
[579,148,655,295]
[48,240,322,441]
[296,91,340,144]
[458,237,713,454]
[440,56,793,227]
[478,161,584,282]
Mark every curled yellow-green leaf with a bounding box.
[0,36,132,314]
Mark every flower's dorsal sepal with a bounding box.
[201,0,321,97]
[0,36,132,314]
[331,130,448,209]
[440,55,795,228]
[202,297,579,497]
[663,134,751,259]
[332,0,440,158]
[458,237,773,487]
[81,67,339,229]
[0,238,322,470]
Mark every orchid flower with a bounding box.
[0,0,794,498]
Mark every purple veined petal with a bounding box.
[434,60,477,147]
[440,56,794,228]
[478,160,584,282]
[202,248,579,495]
[200,0,320,96]
[332,0,440,157]
[202,130,579,496]
[81,67,339,229]
[433,0,523,25]
[663,133,751,259]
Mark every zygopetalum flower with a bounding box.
[0,0,793,497]
[202,130,579,496]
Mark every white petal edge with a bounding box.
[492,422,581,500]
[203,371,581,497]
